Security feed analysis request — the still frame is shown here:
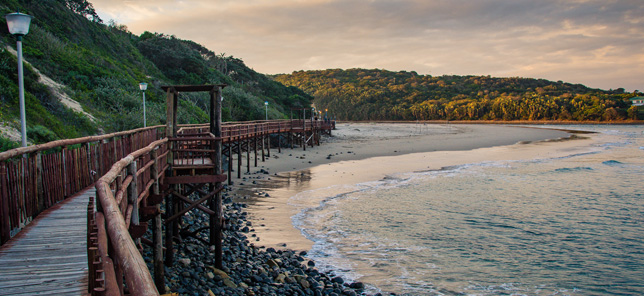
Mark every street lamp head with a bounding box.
[5,12,33,36]
[139,82,148,91]
[264,101,268,106]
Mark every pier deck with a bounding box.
[0,188,93,295]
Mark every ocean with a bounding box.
[280,125,644,295]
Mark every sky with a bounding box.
[90,0,644,92]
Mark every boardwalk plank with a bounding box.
[0,188,93,296]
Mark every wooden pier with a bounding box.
[0,85,335,296]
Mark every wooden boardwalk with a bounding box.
[0,187,92,295]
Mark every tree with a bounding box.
[627,106,639,120]
[64,0,102,23]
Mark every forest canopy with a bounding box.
[275,69,641,121]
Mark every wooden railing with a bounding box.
[88,138,168,296]
[178,119,335,140]
[0,126,165,244]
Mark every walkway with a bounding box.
[0,187,93,295]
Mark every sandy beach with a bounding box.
[229,122,594,251]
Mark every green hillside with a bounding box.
[0,0,311,151]
[275,69,641,121]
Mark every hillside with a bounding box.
[0,0,312,151]
[275,69,641,121]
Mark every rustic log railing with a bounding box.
[89,138,169,296]
[0,126,164,244]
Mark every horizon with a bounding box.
[90,0,644,92]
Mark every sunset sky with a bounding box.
[90,0,644,91]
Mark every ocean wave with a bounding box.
[602,160,623,166]
[554,167,594,173]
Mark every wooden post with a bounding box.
[0,163,10,244]
[212,87,224,269]
[237,137,241,179]
[127,162,139,227]
[246,138,250,174]
[261,132,265,162]
[61,146,67,198]
[34,151,44,213]
[227,143,232,185]
[165,88,176,267]
[150,148,164,292]
[254,126,258,167]
[265,129,270,158]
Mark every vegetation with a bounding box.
[275,69,641,121]
[0,0,312,150]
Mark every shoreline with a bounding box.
[341,120,644,125]
[159,122,604,295]
[230,123,595,252]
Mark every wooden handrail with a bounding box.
[1,126,165,245]
[0,125,165,161]
[94,138,168,296]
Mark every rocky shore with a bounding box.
[144,184,378,296]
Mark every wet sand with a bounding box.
[229,123,595,251]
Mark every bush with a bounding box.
[27,125,58,144]
[0,136,19,153]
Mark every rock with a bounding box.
[266,259,279,268]
[307,260,315,267]
[343,289,357,296]
[178,258,191,266]
[332,276,344,284]
[223,278,237,288]
[349,282,365,289]
[207,267,230,279]
[206,272,214,280]
[299,278,311,289]
[275,273,286,283]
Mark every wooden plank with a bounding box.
[0,187,92,296]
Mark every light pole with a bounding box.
[264,101,268,120]
[5,12,33,147]
[139,82,148,127]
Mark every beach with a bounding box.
[230,123,586,251]
[160,122,644,295]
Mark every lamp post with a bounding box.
[264,101,268,120]
[139,82,148,127]
[5,12,33,147]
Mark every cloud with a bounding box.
[90,0,644,91]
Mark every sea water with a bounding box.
[289,126,644,295]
